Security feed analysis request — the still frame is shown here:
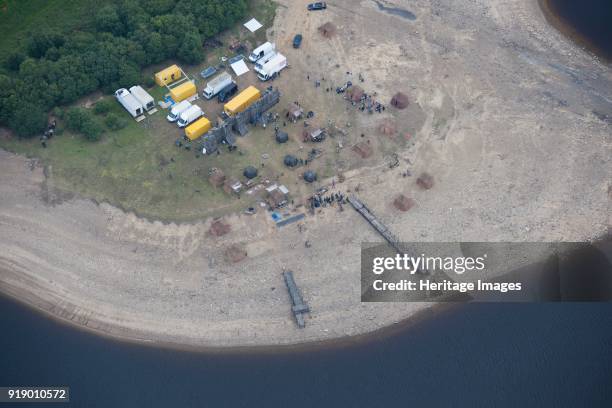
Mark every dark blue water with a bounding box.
[1,295,612,408]
[547,0,612,59]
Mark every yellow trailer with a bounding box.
[224,86,261,116]
[154,64,182,86]
[185,117,211,141]
[170,81,196,102]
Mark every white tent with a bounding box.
[243,18,263,32]
[230,59,250,76]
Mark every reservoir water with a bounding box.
[545,0,612,60]
[1,294,611,407]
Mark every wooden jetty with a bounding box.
[282,271,309,328]
[347,195,403,253]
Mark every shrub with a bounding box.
[104,113,127,131]
[10,103,47,138]
[93,99,113,115]
[142,75,155,89]
[52,107,64,119]
[65,107,103,141]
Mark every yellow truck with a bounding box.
[224,86,261,116]
[154,65,182,86]
[170,81,196,102]
[185,117,211,141]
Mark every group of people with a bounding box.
[40,120,57,148]
[310,191,347,210]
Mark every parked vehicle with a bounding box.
[177,105,204,128]
[224,86,261,116]
[114,88,143,118]
[307,2,326,10]
[293,34,303,49]
[128,86,155,111]
[166,100,192,122]
[200,66,217,79]
[218,82,238,103]
[185,117,211,141]
[203,72,232,99]
[255,53,287,81]
[248,42,276,63]
[170,81,196,102]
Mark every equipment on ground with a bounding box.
[170,81,197,102]
[184,117,211,141]
[224,86,261,116]
[155,64,181,86]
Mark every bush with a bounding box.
[81,119,103,141]
[52,107,64,119]
[93,99,113,115]
[65,107,103,141]
[9,104,47,138]
[142,75,155,89]
[104,113,127,131]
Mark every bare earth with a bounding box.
[0,0,610,348]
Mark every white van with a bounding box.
[248,42,275,63]
[177,105,204,128]
[115,88,143,118]
[166,100,192,122]
[129,86,155,111]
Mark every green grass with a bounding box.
[0,0,100,61]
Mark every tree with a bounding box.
[4,52,25,72]
[9,103,47,138]
[177,31,204,64]
[65,107,103,141]
[104,113,127,131]
[95,5,125,36]
[25,29,65,59]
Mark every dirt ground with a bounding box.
[0,0,610,348]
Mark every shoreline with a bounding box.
[0,281,453,355]
[538,0,611,63]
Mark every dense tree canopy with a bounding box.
[1,0,248,137]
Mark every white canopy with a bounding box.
[243,18,263,32]
[230,59,250,76]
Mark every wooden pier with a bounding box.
[282,271,309,328]
[348,195,403,253]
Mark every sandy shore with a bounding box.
[0,0,610,349]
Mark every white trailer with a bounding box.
[166,100,192,122]
[248,42,275,63]
[115,88,143,118]
[255,53,287,81]
[177,105,204,128]
[129,85,155,111]
[202,72,233,99]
